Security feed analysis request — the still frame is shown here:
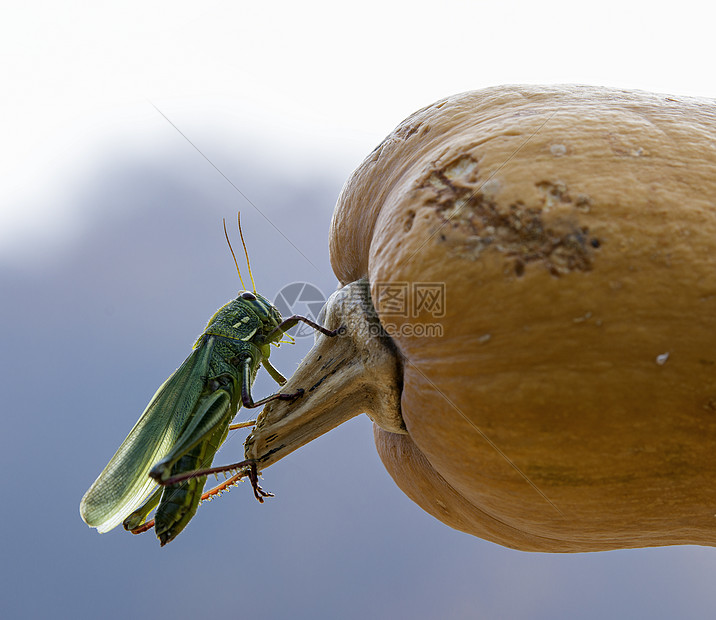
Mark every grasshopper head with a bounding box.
[238,290,283,334]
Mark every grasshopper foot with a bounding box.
[247,461,274,503]
[278,387,304,402]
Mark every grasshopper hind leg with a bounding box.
[154,418,229,545]
[154,476,207,546]
[159,458,273,503]
[153,443,210,546]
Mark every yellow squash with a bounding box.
[250,85,716,552]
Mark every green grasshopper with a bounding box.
[80,215,340,545]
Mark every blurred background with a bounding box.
[2,2,716,618]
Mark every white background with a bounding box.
[3,1,713,264]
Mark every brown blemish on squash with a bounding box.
[416,155,600,276]
[404,209,416,232]
[536,180,572,206]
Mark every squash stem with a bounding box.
[244,279,405,469]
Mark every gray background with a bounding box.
[4,135,716,620]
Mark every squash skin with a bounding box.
[330,85,716,551]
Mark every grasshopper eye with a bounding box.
[241,291,257,300]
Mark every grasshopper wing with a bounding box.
[80,339,214,533]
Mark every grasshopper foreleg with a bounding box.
[242,318,344,408]
[265,314,344,343]
[240,356,305,408]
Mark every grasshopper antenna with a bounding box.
[223,218,247,290]
[237,212,257,293]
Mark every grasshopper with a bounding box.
[80,215,340,545]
